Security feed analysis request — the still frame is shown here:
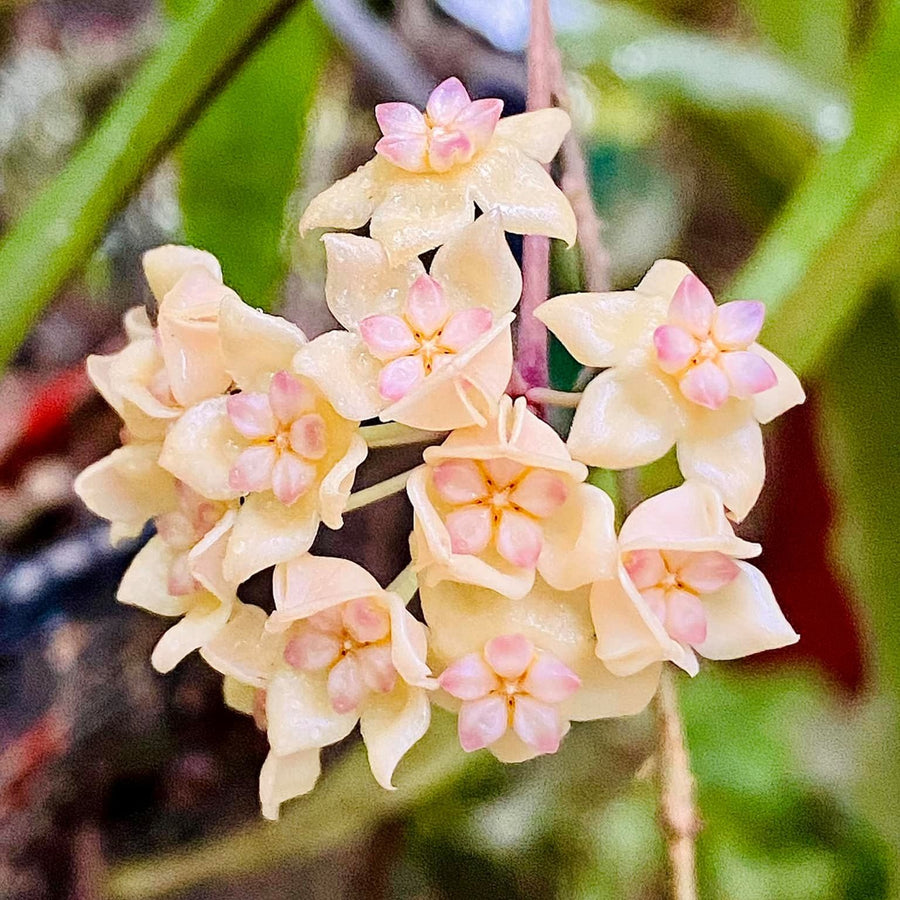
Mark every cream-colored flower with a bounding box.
[421,576,661,762]
[298,77,576,263]
[117,483,238,673]
[591,480,798,677]
[408,395,617,600]
[158,295,367,585]
[295,213,519,430]
[201,556,434,818]
[85,245,235,440]
[535,260,805,520]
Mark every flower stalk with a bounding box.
[360,423,445,448]
[344,469,417,512]
[654,666,700,900]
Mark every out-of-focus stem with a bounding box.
[344,469,416,512]
[526,387,582,408]
[360,422,444,448]
[387,563,417,603]
[654,666,700,900]
[517,0,554,396]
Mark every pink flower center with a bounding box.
[359,275,492,403]
[155,482,226,596]
[282,599,396,714]
[374,77,503,174]
[225,371,328,507]
[652,274,778,410]
[430,457,568,569]
[623,548,741,646]
[439,634,580,755]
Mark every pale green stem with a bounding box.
[344,469,417,512]
[386,562,417,603]
[526,387,583,408]
[360,423,445,448]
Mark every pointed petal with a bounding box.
[384,592,433,688]
[269,371,316,423]
[672,550,740,593]
[654,324,698,374]
[512,695,563,754]
[117,537,192,616]
[676,407,765,522]
[468,144,576,244]
[318,432,367,530]
[712,300,765,348]
[567,369,683,469]
[484,633,534,680]
[226,392,275,438]
[510,469,568,518]
[405,275,449,336]
[623,549,667,590]
[298,158,380,234]
[375,101,427,135]
[425,76,471,124]
[142,244,221,302]
[271,453,317,506]
[361,683,431,789]
[359,314,418,362]
[458,695,508,751]
[327,655,366,713]
[150,594,231,673]
[439,308,493,352]
[697,561,798,660]
[201,602,283,687]
[668,274,716,338]
[720,351,777,398]
[453,98,503,151]
[228,445,276,494]
[494,108,570,163]
[378,355,426,401]
[664,588,708,645]
[259,749,321,820]
[439,653,499,699]
[679,360,730,409]
[749,344,805,424]
[522,653,580,703]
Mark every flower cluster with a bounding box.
[75,77,803,819]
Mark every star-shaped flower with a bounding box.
[299,77,576,263]
[535,260,805,520]
[591,481,799,676]
[295,213,519,430]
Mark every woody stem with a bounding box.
[517,0,554,396]
[654,666,700,900]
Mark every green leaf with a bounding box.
[174,3,330,308]
[0,0,307,369]
[729,0,900,375]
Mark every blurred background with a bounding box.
[0,0,897,897]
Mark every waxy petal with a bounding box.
[432,459,489,505]
[439,307,493,352]
[445,504,493,556]
[668,274,716,338]
[509,469,568,518]
[284,628,342,672]
[482,457,527,487]
[229,445,277,494]
[375,133,429,173]
[623,548,667,591]
[327,654,366,714]
[425,76,471,125]
[750,344,805,425]
[494,108,570,164]
[496,510,543,568]
[271,453,316,506]
[679,359,730,409]
[405,275,449,336]
[428,130,474,172]
[669,550,741,594]
[342,597,391,644]
[458,695,508,751]
[653,324,698,374]
[356,644,398,694]
[720,350,778,398]
[362,313,420,366]
[484,633,534,680]
[712,300,765,349]
[453,97,503,151]
[259,749,320,821]
[375,101,427,136]
[378,355,426,401]
[512,695,562,755]
[226,392,275,438]
[268,370,315,423]
[664,588,708,646]
[521,654,581,704]
[439,653,500,700]
[289,413,328,460]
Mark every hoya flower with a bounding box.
[421,576,661,762]
[535,261,805,520]
[202,556,434,817]
[85,245,235,440]
[158,296,367,585]
[117,482,238,672]
[299,77,576,263]
[591,480,798,677]
[408,395,617,600]
[295,213,519,430]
